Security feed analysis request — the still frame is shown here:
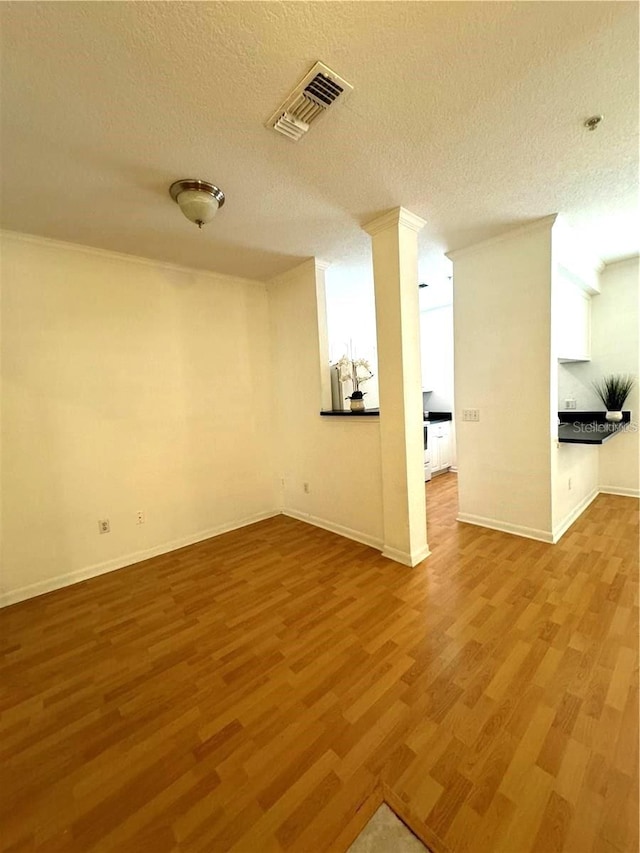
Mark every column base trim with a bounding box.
[381,544,431,567]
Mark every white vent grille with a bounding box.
[267,61,353,141]
[273,112,309,141]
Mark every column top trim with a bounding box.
[363,207,427,236]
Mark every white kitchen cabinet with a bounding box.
[555,273,591,362]
[420,306,454,393]
[430,421,452,474]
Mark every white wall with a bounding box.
[558,362,602,410]
[421,304,454,412]
[550,225,601,536]
[324,262,379,408]
[555,256,639,497]
[597,258,639,495]
[551,443,600,537]
[0,232,277,604]
[268,260,384,547]
[452,220,555,540]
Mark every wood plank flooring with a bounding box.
[1,474,638,852]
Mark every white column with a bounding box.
[363,207,429,566]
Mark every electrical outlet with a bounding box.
[462,409,480,422]
[303,482,310,494]
[98,519,110,534]
[565,399,577,410]
[568,477,572,491]
[136,511,145,525]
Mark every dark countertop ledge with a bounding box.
[320,408,380,417]
[558,411,632,445]
[424,412,453,424]
[320,410,454,422]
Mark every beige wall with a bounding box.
[452,221,555,540]
[268,260,384,547]
[1,232,277,604]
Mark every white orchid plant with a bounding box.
[337,353,374,400]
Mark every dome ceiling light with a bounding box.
[169,179,225,229]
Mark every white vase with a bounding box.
[605,411,623,422]
[350,398,365,413]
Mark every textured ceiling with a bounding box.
[1,1,638,281]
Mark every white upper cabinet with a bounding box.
[555,272,592,362]
[420,311,433,391]
[419,304,453,393]
[552,218,602,364]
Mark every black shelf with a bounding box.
[320,409,380,417]
[558,411,631,445]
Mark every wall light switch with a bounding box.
[462,409,480,422]
[565,399,577,410]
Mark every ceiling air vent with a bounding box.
[267,61,353,141]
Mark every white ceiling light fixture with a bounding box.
[169,179,225,229]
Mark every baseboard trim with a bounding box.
[599,486,640,498]
[381,544,431,567]
[552,489,599,543]
[0,510,280,608]
[456,513,554,543]
[8,484,634,609]
[457,485,638,545]
[282,510,431,567]
[282,509,383,552]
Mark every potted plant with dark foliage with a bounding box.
[593,374,635,423]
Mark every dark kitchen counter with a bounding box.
[320,408,380,417]
[424,411,452,425]
[320,409,453,421]
[558,411,631,445]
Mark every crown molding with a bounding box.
[363,207,427,237]
[602,253,640,269]
[0,229,264,286]
[267,257,329,285]
[446,214,558,262]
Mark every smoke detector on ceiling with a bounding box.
[267,61,353,142]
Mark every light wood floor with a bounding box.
[1,474,638,852]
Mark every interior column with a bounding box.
[363,207,429,566]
